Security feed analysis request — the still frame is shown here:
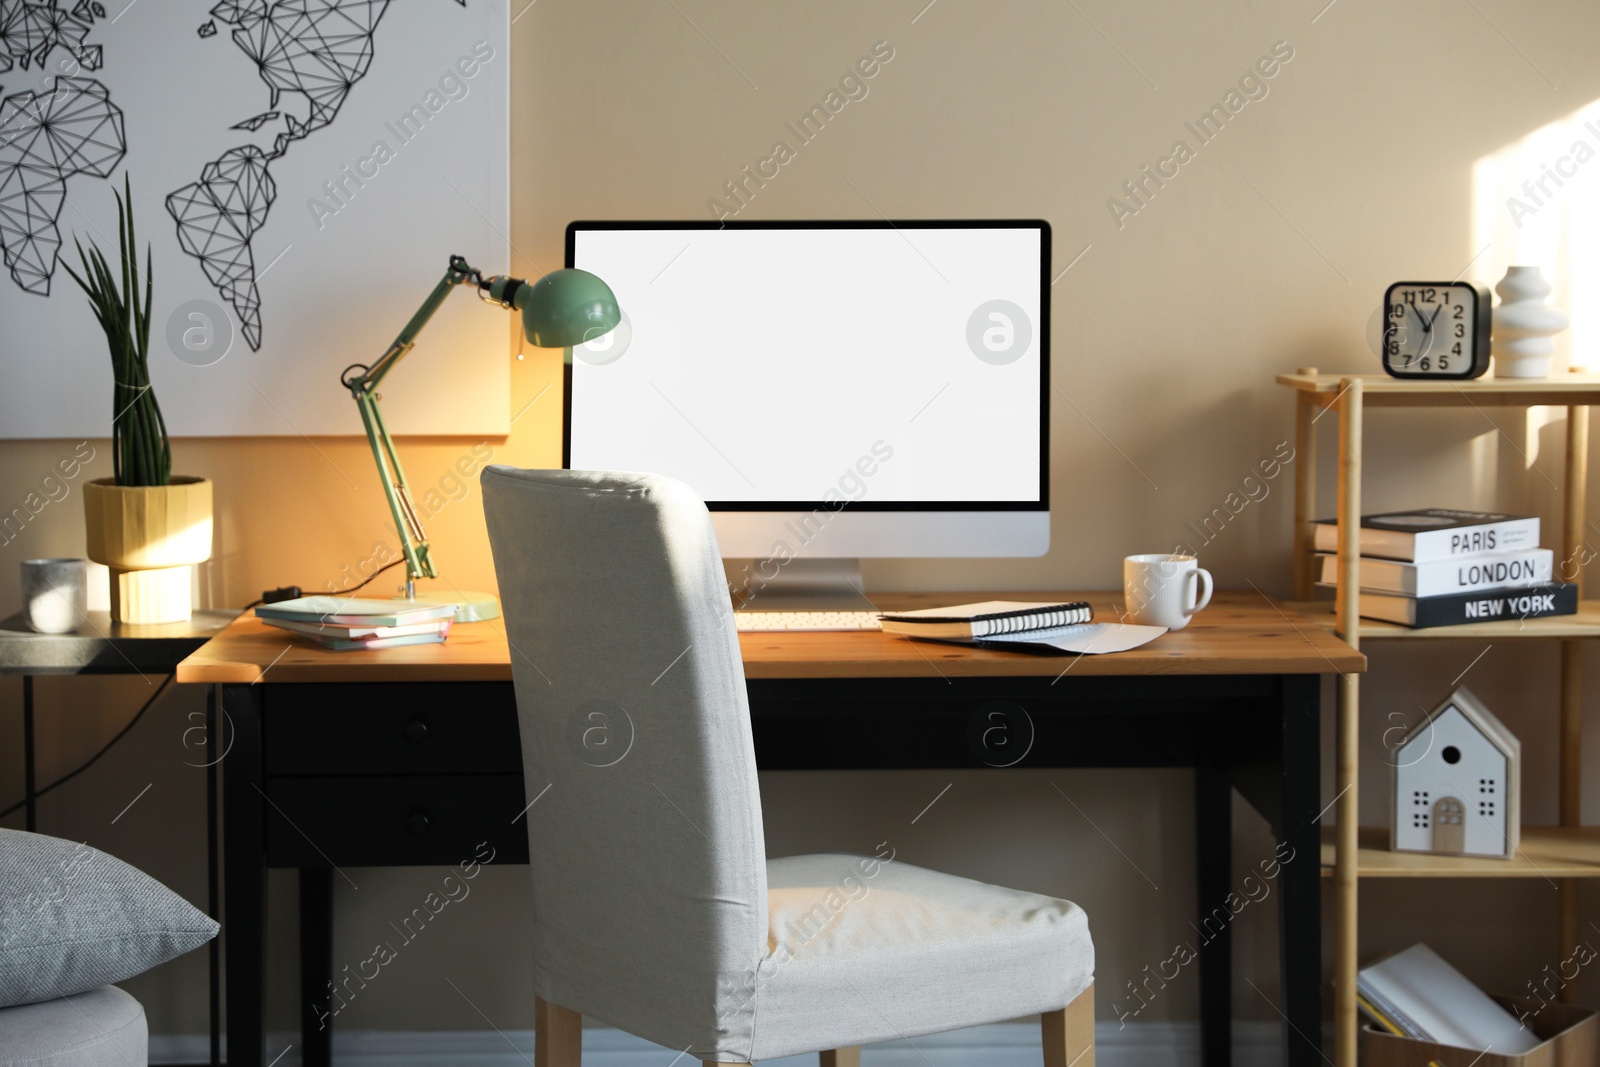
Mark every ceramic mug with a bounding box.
[1124,553,1213,630]
[22,558,88,634]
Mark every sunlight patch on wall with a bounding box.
[1471,97,1600,372]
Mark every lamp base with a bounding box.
[390,590,501,623]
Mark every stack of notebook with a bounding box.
[1315,508,1576,627]
[1358,943,1539,1055]
[254,596,456,650]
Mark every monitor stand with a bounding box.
[724,558,875,612]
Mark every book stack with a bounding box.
[254,596,456,650]
[1315,508,1577,628]
[1358,943,1539,1055]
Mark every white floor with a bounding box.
[151,1020,1289,1067]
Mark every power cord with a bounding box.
[0,674,174,822]
[241,558,408,610]
[4,557,413,825]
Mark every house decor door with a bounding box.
[1432,797,1465,853]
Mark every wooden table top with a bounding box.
[174,591,1363,684]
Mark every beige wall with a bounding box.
[6,0,1600,1041]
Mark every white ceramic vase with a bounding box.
[1493,266,1569,378]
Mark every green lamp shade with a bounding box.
[518,269,621,348]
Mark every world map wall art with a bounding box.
[0,0,511,437]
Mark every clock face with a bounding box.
[1382,282,1492,379]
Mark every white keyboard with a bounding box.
[734,611,883,632]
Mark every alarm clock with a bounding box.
[1381,281,1492,379]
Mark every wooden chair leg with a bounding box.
[821,1048,862,1067]
[536,996,582,1067]
[1042,982,1094,1067]
[702,1062,753,1067]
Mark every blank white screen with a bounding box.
[568,226,1043,504]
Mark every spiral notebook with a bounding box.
[878,601,1166,655]
[878,601,1094,638]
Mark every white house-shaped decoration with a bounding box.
[1391,686,1520,859]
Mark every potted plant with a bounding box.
[67,177,211,624]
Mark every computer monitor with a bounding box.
[565,220,1049,600]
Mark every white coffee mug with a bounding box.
[1124,554,1213,631]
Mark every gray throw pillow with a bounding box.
[0,828,218,1008]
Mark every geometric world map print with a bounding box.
[169,144,273,350]
[0,0,509,438]
[169,0,464,351]
[0,0,124,296]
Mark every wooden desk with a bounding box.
[178,590,1357,682]
[178,591,1361,1067]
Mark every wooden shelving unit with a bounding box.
[1319,826,1600,879]
[1277,369,1600,1067]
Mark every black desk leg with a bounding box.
[300,868,333,1067]
[1278,675,1324,1067]
[23,675,36,832]
[222,685,267,1067]
[207,686,222,1067]
[1195,756,1233,1067]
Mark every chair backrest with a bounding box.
[482,467,768,1051]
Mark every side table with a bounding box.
[1,610,236,1066]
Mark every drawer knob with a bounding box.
[403,720,429,743]
[406,811,431,836]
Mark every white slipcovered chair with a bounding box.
[482,468,1095,1067]
[0,987,147,1067]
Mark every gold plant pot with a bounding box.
[83,476,213,623]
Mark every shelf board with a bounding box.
[1320,826,1600,878]
[1285,599,1600,639]
[1276,371,1600,408]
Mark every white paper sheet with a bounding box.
[974,622,1168,654]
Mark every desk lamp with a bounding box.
[341,254,621,621]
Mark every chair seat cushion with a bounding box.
[749,854,1093,1060]
[0,985,147,1067]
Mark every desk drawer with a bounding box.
[264,773,529,867]
[263,682,521,775]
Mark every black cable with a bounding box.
[0,674,174,822]
[242,558,409,610]
[323,556,409,598]
[328,558,407,595]
[7,557,414,821]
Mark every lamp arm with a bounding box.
[340,255,486,597]
[353,388,434,592]
[356,256,481,390]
